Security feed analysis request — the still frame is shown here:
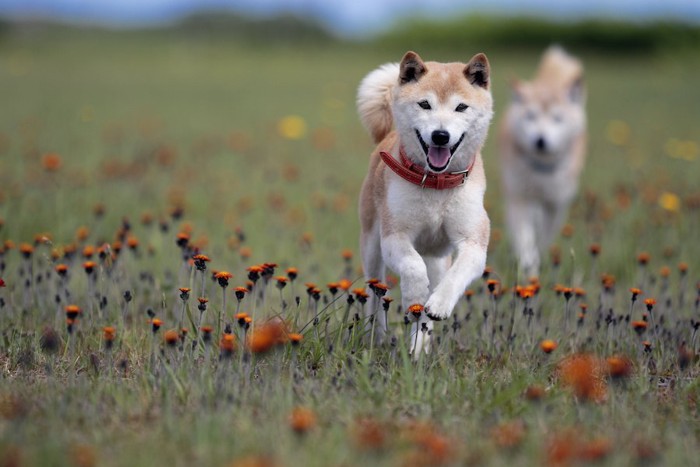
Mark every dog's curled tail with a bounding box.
[357,62,399,144]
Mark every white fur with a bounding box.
[358,53,492,356]
[500,46,586,277]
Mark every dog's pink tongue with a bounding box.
[427,146,450,168]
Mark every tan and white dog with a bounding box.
[499,46,586,277]
[357,51,493,354]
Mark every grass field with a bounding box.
[0,26,699,466]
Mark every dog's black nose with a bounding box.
[431,130,450,146]
[535,136,547,152]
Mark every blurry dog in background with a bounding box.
[499,46,586,277]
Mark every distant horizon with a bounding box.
[1,0,699,37]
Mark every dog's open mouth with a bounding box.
[415,130,465,172]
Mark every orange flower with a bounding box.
[215,271,233,288]
[341,249,353,260]
[220,333,237,356]
[659,266,671,278]
[524,385,545,401]
[486,279,500,294]
[352,417,386,451]
[102,327,116,349]
[578,438,613,462]
[234,286,248,300]
[289,407,317,434]
[678,262,689,274]
[274,276,288,289]
[601,273,616,291]
[327,282,340,294]
[644,298,656,310]
[286,267,298,280]
[589,243,601,256]
[74,226,90,242]
[126,236,139,250]
[65,305,81,319]
[55,263,69,276]
[247,319,289,353]
[629,288,643,300]
[192,254,211,270]
[247,265,264,282]
[289,333,303,346]
[369,282,389,296]
[491,420,526,449]
[407,304,424,316]
[338,278,352,291]
[558,353,607,403]
[560,223,574,237]
[83,261,96,274]
[151,318,163,333]
[632,320,648,335]
[235,312,251,327]
[19,243,34,258]
[239,246,252,259]
[352,288,369,300]
[82,245,95,258]
[175,232,189,248]
[102,326,116,341]
[164,329,179,346]
[200,326,213,342]
[540,339,558,354]
[606,355,633,379]
[637,252,651,266]
[41,152,62,171]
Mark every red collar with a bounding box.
[380,148,474,190]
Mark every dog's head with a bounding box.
[392,51,493,174]
[506,74,586,163]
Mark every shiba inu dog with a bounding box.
[499,46,586,277]
[357,51,493,354]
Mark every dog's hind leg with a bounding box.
[506,199,540,278]
[361,223,387,340]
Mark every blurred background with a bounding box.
[1,0,699,270]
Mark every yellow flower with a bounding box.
[658,191,680,212]
[277,115,307,140]
[605,120,630,146]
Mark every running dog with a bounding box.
[357,51,493,354]
[499,46,586,277]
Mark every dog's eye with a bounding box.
[455,103,469,112]
[417,100,431,110]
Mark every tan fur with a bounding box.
[357,52,493,355]
[499,46,587,277]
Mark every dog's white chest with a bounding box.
[385,178,467,255]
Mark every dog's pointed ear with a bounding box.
[465,53,490,89]
[399,51,427,84]
[569,75,585,103]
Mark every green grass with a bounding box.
[0,29,699,466]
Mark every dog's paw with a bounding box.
[424,296,452,321]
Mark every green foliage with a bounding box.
[377,16,700,53]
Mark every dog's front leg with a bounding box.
[381,233,433,355]
[425,236,487,322]
[381,233,430,307]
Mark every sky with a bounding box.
[2,0,700,36]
